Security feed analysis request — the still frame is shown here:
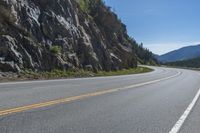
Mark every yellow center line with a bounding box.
[0,71,181,117]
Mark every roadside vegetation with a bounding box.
[16,67,153,80]
[95,67,152,76]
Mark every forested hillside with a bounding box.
[166,57,200,68]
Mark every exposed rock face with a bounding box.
[0,0,137,72]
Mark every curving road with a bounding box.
[0,66,200,133]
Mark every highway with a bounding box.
[0,66,200,133]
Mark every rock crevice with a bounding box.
[0,0,138,72]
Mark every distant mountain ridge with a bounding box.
[157,44,200,62]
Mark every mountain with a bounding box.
[157,44,200,63]
[0,0,156,72]
[166,57,200,68]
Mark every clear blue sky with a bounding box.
[104,0,200,55]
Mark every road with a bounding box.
[0,66,200,133]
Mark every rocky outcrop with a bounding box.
[0,0,138,72]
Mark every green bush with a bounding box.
[79,0,103,13]
[79,0,89,12]
[50,45,61,55]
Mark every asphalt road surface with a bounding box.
[0,66,200,133]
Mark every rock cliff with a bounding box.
[0,0,154,72]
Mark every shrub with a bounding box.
[79,0,104,14]
[50,45,61,55]
[79,0,89,13]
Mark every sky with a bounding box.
[104,0,200,55]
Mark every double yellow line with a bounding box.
[0,71,181,117]
[0,89,117,116]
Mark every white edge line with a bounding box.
[0,70,179,87]
[169,87,200,133]
[0,73,148,85]
[0,67,164,86]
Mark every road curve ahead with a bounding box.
[0,66,200,133]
